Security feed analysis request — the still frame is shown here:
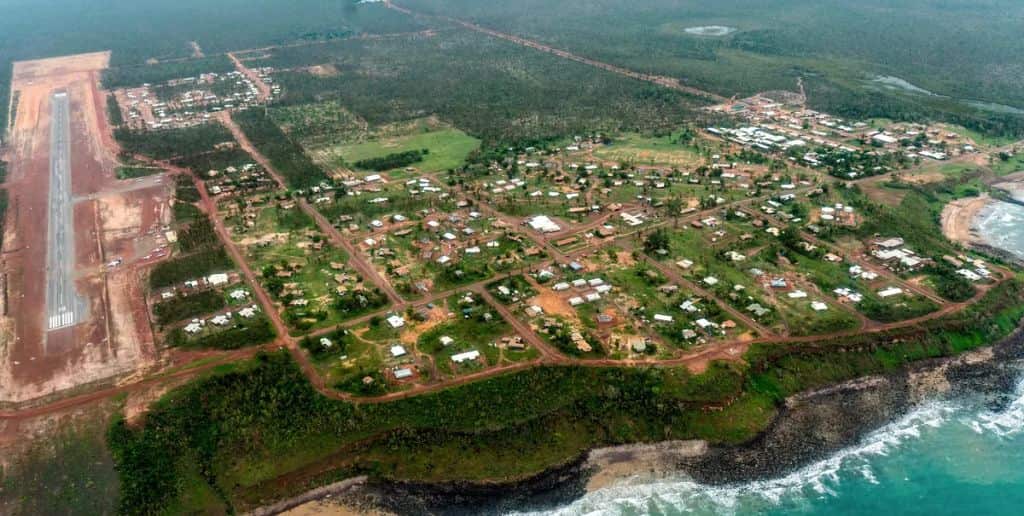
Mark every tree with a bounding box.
[643,228,670,254]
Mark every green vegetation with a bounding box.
[233,110,327,189]
[106,93,123,127]
[353,149,426,171]
[177,216,221,253]
[152,289,227,326]
[149,248,234,289]
[164,314,275,350]
[1,409,119,516]
[115,166,162,179]
[261,30,703,145]
[334,125,480,172]
[115,124,234,161]
[107,352,754,513]
[172,147,253,175]
[404,0,1024,138]
[109,275,1024,512]
[102,55,235,89]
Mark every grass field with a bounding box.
[591,132,706,168]
[317,124,480,173]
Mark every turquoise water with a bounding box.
[525,375,1024,515]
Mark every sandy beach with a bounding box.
[941,194,991,246]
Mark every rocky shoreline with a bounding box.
[274,327,1024,515]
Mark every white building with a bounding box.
[451,350,481,363]
[387,315,406,328]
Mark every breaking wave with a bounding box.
[520,375,1024,516]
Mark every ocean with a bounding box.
[976,201,1024,258]
[526,373,1024,515]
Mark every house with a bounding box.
[386,315,406,328]
[440,335,455,346]
[653,314,674,323]
[568,296,585,306]
[747,303,770,318]
[229,289,249,300]
[184,322,202,334]
[553,282,570,291]
[394,367,414,380]
[584,292,601,302]
[207,273,229,286]
[788,290,808,299]
[211,314,230,326]
[527,215,561,233]
[875,237,905,249]
[451,350,481,363]
[704,276,720,286]
[390,344,408,357]
[676,259,694,269]
[878,287,903,298]
[811,301,829,312]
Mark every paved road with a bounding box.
[45,92,86,333]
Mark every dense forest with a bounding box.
[402,0,1024,137]
[258,30,705,145]
[115,124,234,161]
[102,55,235,89]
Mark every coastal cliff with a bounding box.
[302,328,1024,515]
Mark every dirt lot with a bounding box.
[0,52,161,404]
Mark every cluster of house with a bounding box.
[120,70,277,130]
[754,272,832,313]
[870,237,928,272]
[171,272,234,295]
[816,203,858,226]
[183,304,261,334]
[711,96,874,151]
[866,123,975,160]
[706,96,979,178]
[206,163,275,196]
[540,318,594,353]
[552,277,613,307]
[944,254,993,282]
[708,125,821,153]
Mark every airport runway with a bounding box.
[46,91,87,332]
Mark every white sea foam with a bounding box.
[964,377,1024,438]
[516,403,957,516]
